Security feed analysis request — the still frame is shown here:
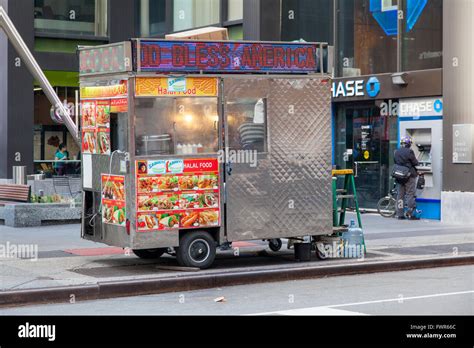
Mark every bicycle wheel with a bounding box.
[377,197,396,218]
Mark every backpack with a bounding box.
[391,164,411,183]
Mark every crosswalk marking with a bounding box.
[253,307,367,316]
[328,290,474,308]
[252,290,474,316]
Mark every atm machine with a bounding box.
[398,98,443,220]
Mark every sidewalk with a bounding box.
[0,213,472,293]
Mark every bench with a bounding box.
[0,183,82,227]
[0,203,81,227]
[0,184,31,206]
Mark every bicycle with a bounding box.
[377,183,398,218]
[377,174,425,218]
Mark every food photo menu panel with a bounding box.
[136,158,220,232]
[101,174,126,227]
[81,100,111,155]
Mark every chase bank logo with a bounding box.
[434,99,443,113]
[370,0,427,36]
[366,77,381,98]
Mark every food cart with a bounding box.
[79,39,332,269]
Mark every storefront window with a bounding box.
[140,0,166,37]
[337,0,397,77]
[135,98,219,157]
[401,0,442,71]
[173,0,220,32]
[34,0,108,37]
[228,25,244,40]
[227,0,243,22]
[34,87,81,175]
[281,0,333,44]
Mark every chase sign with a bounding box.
[332,77,381,99]
[370,0,428,36]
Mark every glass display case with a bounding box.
[135,97,219,156]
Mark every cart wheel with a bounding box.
[132,248,166,259]
[268,239,282,252]
[176,231,216,269]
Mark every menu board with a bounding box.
[81,100,111,155]
[136,158,220,232]
[101,175,126,227]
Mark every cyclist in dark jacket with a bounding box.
[394,136,419,220]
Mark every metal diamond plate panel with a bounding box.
[224,76,332,242]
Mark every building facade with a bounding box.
[1,0,473,222]
[330,0,444,220]
[247,0,444,219]
[244,0,473,222]
[442,0,474,224]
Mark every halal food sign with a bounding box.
[138,40,318,73]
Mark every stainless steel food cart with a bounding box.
[79,39,332,268]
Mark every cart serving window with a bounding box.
[134,77,220,157]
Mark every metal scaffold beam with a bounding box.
[0,6,80,145]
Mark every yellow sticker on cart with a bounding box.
[135,77,218,97]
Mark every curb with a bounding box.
[1,255,473,308]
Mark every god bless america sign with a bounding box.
[136,40,319,74]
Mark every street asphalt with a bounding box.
[0,265,472,315]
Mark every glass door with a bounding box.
[353,108,383,209]
[335,103,396,209]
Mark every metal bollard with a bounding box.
[12,166,26,185]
